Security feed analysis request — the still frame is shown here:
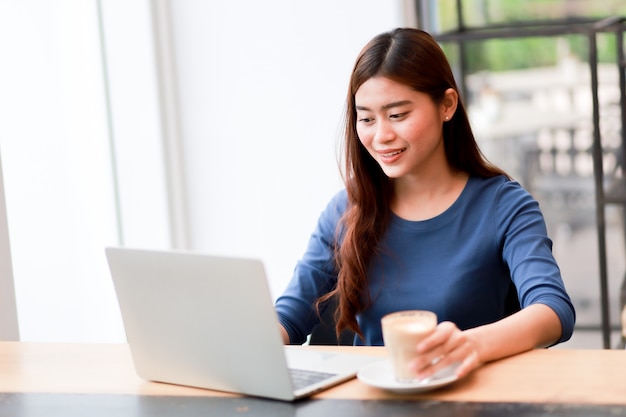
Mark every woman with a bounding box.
[275,28,575,380]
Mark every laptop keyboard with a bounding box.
[289,368,337,390]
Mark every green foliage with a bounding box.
[433,0,626,72]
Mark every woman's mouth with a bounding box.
[380,148,405,158]
[377,148,406,165]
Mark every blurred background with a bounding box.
[0,0,625,348]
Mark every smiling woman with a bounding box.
[275,28,575,382]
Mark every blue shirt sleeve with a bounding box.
[495,179,576,344]
[275,191,346,344]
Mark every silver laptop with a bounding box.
[105,247,381,401]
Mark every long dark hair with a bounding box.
[320,28,507,339]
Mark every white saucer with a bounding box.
[357,360,459,394]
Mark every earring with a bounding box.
[444,116,449,121]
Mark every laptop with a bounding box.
[105,247,381,401]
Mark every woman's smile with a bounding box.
[378,147,407,163]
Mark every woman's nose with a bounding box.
[374,120,395,143]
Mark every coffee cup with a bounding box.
[381,310,437,382]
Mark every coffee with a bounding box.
[381,310,437,382]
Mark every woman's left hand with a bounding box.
[408,321,481,380]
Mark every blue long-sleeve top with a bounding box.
[275,175,576,346]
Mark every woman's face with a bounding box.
[354,76,455,179]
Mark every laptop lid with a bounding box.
[105,247,380,401]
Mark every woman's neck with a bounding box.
[390,169,469,221]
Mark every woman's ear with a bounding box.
[442,88,458,120]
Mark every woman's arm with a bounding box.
[464,303,562,363]
[410,303,562,379]
[275,191,347,345]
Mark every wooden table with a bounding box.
[1,342,625,416]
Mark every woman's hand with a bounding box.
[407,304,563,381]
[408,321,482,380]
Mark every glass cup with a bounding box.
[381,310,437,383]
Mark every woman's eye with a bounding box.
[390,112,407,119]
[358,117,373,123]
